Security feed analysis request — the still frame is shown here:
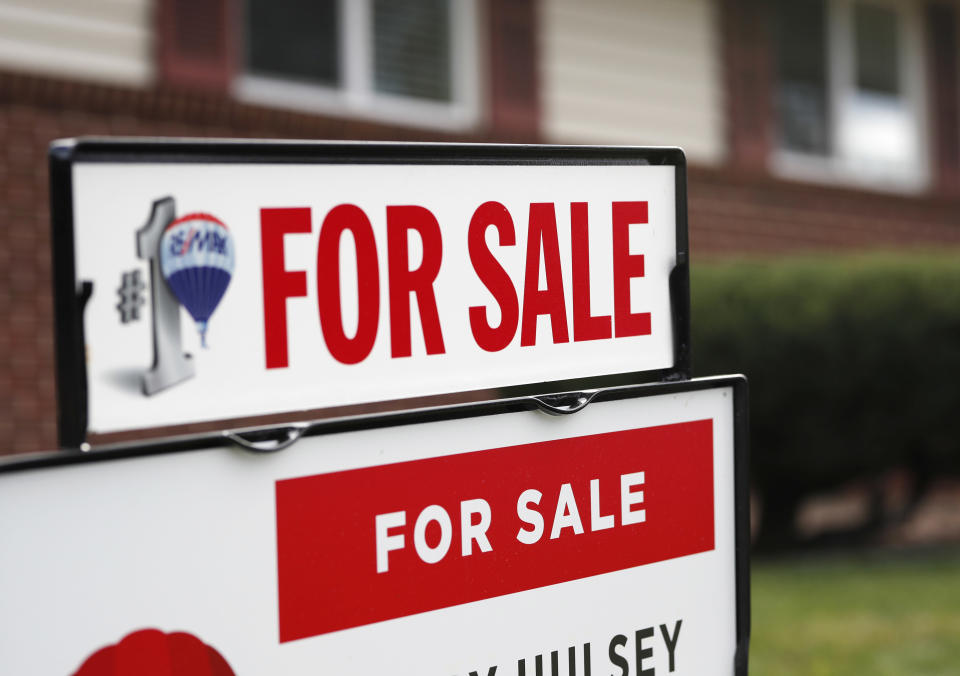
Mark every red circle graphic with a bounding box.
[73,628,236,676]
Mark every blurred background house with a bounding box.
[1,0,958,487]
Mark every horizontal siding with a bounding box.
[542,0,724,163]
[0,0,152,85]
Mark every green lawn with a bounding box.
[751,551,960,675]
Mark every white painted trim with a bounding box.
[342,0,371,107]
[771,149,927,193]
[235,75,480,131]
[449,0,481,119]
[235,0,481,132]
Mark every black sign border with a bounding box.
[0,375,748,675]
[50,138,690,449]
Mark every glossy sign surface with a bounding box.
[63,147,682,437]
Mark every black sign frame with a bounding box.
[49,138,691,449]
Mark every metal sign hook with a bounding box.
[530,390,599,415]
[223,423,310,453]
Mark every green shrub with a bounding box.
[691,253,960,541]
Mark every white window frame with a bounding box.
[235,0,481,131]
[771,0,929,193]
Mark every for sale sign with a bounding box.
[0,378,747,675]
[50,141,689,446]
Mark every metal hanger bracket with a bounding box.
[531,390,599,416]
[223,424,310,453]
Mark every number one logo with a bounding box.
[136,197,196,396]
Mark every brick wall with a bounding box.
[2,71,959,456]
[689,167,960,255]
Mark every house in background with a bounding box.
[1,0,958,455]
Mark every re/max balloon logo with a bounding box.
[159,213,235,348]
[165,226,230,257]
[122,202,238,397]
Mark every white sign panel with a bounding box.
[0,379,746,676]
[52,142,687,442]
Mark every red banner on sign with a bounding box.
[276,419,715,642]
